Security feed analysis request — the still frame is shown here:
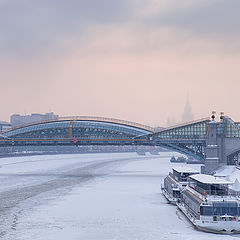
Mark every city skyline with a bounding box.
[3,97,215,128]
[1,0,240,125]
[5,97,193,128]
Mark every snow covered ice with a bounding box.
[0,152,239,240]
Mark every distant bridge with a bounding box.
[2,115,240,172]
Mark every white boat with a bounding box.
[177,174,240,234]
[162,166,199,204]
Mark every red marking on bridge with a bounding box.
[73,137,78,143]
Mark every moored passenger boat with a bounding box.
[162,166,199,204]
[170,156,186,163]
[177,174,240,234]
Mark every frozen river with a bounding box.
[0,152,239,240]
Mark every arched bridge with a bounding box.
[0,116,209,160]
[2,115,240,172]
[1,116,154,145]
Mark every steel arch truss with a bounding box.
[0,118,153,147]
[154,140,205,161]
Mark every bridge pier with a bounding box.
[205,119,220,173]
[204,116,240,173]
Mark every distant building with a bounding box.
[11,112,59,127]
[181,98,194,123]
[166,98,194,127]
[0,121,12,132]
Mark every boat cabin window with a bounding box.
[214,202,238,216]
[173,170,194,182]
[189,181,229,196]
[201,202,239,216]
[200,206,213,216]
[173,190,180,198]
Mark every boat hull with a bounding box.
[177,203,240,234]
[162,189,178,205]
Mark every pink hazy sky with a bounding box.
[1,0,240,126]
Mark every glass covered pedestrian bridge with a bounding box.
[2,117,154,143]
[217,116,240,138]
[144,118,211,161]
[154,118,210,140]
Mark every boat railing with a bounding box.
[192,185,206,196]
[166,173,178,188]
[169,172,178,181]
[228,188,239,197]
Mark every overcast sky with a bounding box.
[1,0,240,126]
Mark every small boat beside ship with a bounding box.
[177,174,240,234]
[170,156,186,163]
[162,166,199,204]
[170,156,203,164]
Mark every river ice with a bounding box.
[0,152,239,240]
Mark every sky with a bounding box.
[1,0,240,126]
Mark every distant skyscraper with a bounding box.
[181,98,194,123]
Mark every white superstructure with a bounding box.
[177,174,240,234]
[162,166,199,204]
